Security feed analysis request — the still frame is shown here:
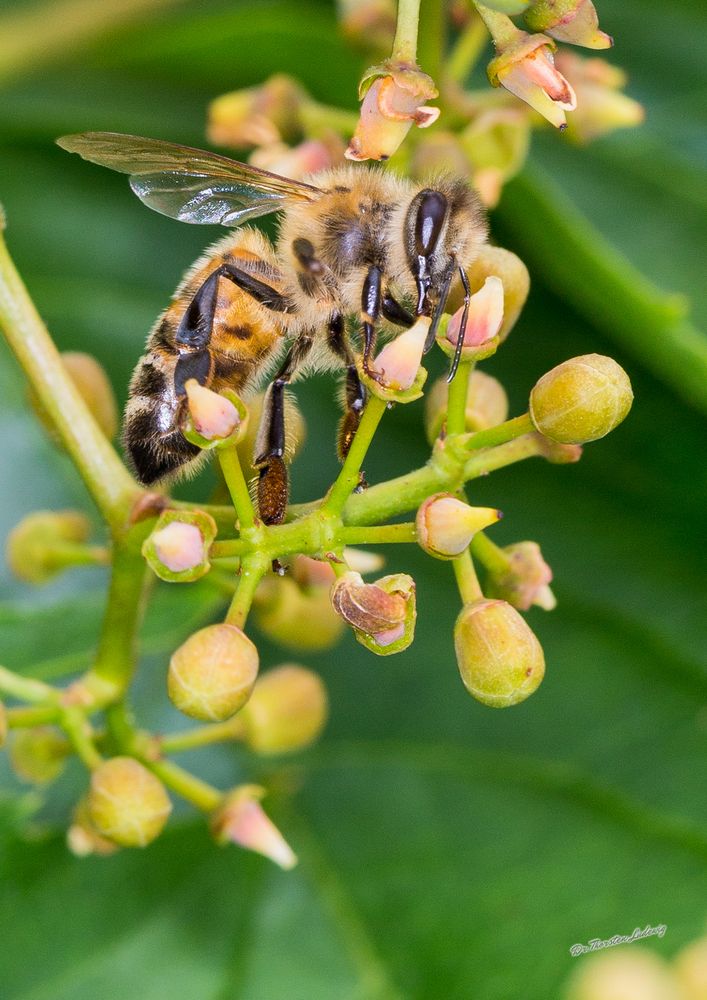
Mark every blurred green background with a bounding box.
[0,1,705,997]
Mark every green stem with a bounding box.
[452,549,484,603]
[218,445,256,531]
[473,3,520,49]
[225,555,267,628]
[159,716,246,755]
[446,12,488,84]
[61,707,102,769]
[84,538,149,698]
[471,530,512,575]
[340,522,417,545]
[147,758,222,812]
[210,538,248,559]
[0,665,59,705]
[446,361,474,436]
[322,395,387,517]
[0,222,140,533]
[496,166,707,415]
[466,412,533,450]
[392,0,422,63]
[6,705,59,727]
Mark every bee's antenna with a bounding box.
[446,265,471,383]
[423,267,454,354]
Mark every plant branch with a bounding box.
[392,0,422,63]
[322,395,387,517]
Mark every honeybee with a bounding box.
[57,132,487,524]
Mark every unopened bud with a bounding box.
[425,370,509,443]
[459,109,530,208]
[331,571,416,654]
[6,510,92,584]
[674,936,707,1000]
[67,796,119,857]
[525,0,612,50]
[168,623,259,721]
[465,246,530,341]
[368,315,430,399]
[563,950,681,1000]
[88,756,172,848]
[346,65,439,162]
[555,51,644,144]
[212,785,297,869]
[10,726,69,784]
[29,351,119,443]
[530,354,633,443]
[417,494,501,559]
[249,137,345,179]
[207,74,307,148]
[240,665,328,754]
[290,549,385,588]
[410,131,471,181]
[535,434,583,463]
[485,541,556,611]
[182,380,246,449]
[142,509,216,583]
[454,599,545,707]
[254,574,345,652]
[442,277,504,361]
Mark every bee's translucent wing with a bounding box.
[56,132,322,226]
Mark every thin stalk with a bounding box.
[473,3,520,49]
[159,716,246,755]
[210,538,249,559]
[322,395,387,517]
[446,360,474,436]
[0,223,140,532]
[148,758,222,812]
[471,530,512,575]
[218,446,256,531]
[7,705,60,727]
[392,0,422,63]
[466,412,533,450]
[340,523,417,545]
[453,549,484,603]
[0,665,60,705]
[62,707,102,769]
[225,555,267,628]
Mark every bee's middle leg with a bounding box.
[254,333,313,526]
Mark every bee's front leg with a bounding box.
[327,314,366,469]
[254,333,313,526]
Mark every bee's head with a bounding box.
[403,180,488,319]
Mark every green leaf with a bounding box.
[0,0,706,997]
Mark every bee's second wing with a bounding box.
[57,131,323,226]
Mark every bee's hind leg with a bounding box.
[254,333,313,527]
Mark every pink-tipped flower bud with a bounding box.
[67,796,120,857]
[674,936,707,1000]
[485,541,556,611]
[417,494,501,559]
[212,785,297,869]
[368,315,430,398]
[142,509,216,583]
[239,665,328,755]
[442,276,505,362]
[331,571,416,654]
[29,351,119,444]
[88,757,172,848]
[530,354,633,443]
[346,64,439,162]
[554,51,645,144]
[168,623,259,721]
[467,246,530,342]
[525,0,612,50]
[488,32,576,129]
[563,950,681,1000]
[425,370,509,443]
[249,137,345,179]
[6,510,93,584]
[182,380,246,449]
[253,575,345,652]
[454,599,545,707]
[10,726,69,784]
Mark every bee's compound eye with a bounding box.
[414,191,448,259]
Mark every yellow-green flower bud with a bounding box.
[10,726,69,784]
[181,380,247,450]
[440,277,504,363]
[331,571,416,655]
[239,664,328,754]
[88,756,172,848]
[464,246,530,341]
[6,510,93,584]
[253,575,344,652]
[425,370,509,443]
[417,494,501,559]
[142,509,216,583]
[207,74,307,148]
[67,796,120,857]
[0,701,6,748]
[454,599,545,707]
[168,623,259,721]
[563,950,680,1000]
[674,936,707,1000]
[29,351,119,443]
[530,354,633,443]
[211,784,297,869]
